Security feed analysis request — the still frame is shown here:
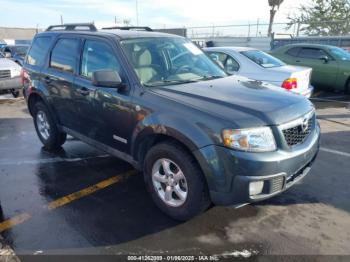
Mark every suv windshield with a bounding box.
[329,47,350,61]
[241,50,285,68]
[121,37,226,87]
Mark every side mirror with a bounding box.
[92,70,123,88]
[4,52,11,58]
[319,55,329,63]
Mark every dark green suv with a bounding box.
[23,24,320,220]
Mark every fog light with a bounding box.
[249,181,264,196]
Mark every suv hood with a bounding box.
[150,75,314,127]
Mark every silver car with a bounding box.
[0,52,22,97]
[204,47,314,98]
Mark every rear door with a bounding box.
[74,36,135,152]
[295,47,339,87]
[42,36,81,130]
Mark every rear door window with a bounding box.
[80,40,120,79]
[50,38,80,73]
[298,48,327,59]
[27,36,53,66]
[286,47,301,57]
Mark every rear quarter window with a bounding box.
[27,36,53,66]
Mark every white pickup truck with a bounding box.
[0,52,22,97]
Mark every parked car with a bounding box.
[205,47,314,98]
[1,44,30,66]
[23,24,320,221]
[271,43,350,93]
[0,52,22,97]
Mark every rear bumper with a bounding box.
[194,122,320,206]
[0,76,21,90]
[298,85,314,99]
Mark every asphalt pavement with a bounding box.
[0,96,349,259]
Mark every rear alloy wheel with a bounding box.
[33,102,67,150]
[144,141,211,221]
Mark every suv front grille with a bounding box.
[0,70,11,79]
[281,112,314,147]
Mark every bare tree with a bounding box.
[268,0,284,37]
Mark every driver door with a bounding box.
[74,37,136,152]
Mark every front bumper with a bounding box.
[0,76,21,91]
[194,121,320,206]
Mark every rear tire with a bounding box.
[144,141,211,221]
[33,102,66,151]
[11,89,20,98]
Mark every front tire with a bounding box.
[33,102,67,150]
[144,141,211,221]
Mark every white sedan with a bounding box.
[204,47,314,98]
[0,52,22,97]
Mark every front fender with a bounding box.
[131,112,220,156]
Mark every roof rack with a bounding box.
[45,23,97,32]
[102,26,153,32]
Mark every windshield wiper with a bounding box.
[196,75,225,81]
[144,79,198,87]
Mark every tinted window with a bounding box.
[81,40,120,79]
[27,36,52,66]
[286,47,300,57]
[50,38,80,73]
[298,48,327,59]
[241,50,285,68]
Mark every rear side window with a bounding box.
[208,51,240,73]
[50,38,80,73]
[286,47,300,57]
[80,40,120,79]
[27,36,52,66]
[298,48,327,59]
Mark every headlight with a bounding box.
[222,127,276,152]
[11,68,21,77]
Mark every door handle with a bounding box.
[296,60,301,63]
[77,87,90,96]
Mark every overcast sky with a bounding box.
[0,0,310,29]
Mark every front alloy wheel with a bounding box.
[152,158,188,207]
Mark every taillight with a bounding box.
[282,78,297,90]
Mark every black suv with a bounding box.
[23,24,320,220]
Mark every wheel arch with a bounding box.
[27,92,61,127]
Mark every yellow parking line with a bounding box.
[0,213,32,233]
[48,170,136,210]
[0,170,137,232]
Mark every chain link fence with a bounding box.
[186,20,350,39]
